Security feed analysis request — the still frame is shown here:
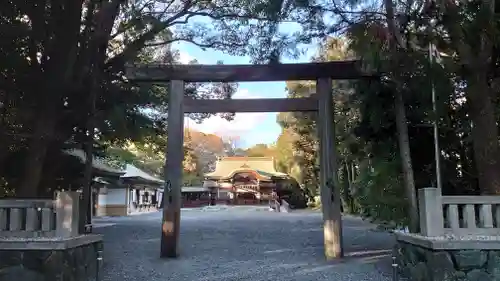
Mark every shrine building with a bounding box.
[203,156,306,207]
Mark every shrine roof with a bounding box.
[63,149,125,176]
[204,156,288,180]
[120,164,164,186]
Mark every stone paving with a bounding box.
[94,206,395,281]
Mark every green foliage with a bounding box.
[244,144,276,157]
[271,0,500,223]
[275,129,295,174]
[276,82,319,195]
[275,38,354,198]
[1,0,302,196]
[355,158,408,227]
[105,132,205,185]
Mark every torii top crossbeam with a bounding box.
[125,60,379,83]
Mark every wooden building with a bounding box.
[180,186,211,208]
[63,149,125,217]
[203,156,306,207]
[96,164,164,216]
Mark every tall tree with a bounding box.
[245,143,276,157]
[301,0,500,196]
[275,129,296,174]
[187,129,225,173]
[1,0,308,197]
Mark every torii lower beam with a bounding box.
[184,97,318,113]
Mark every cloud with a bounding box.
[177,49,276,143]
[185,89,270,138]
[178,51,195,64]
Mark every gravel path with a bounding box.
[94,206,395,281]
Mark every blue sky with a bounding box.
[178,37,318,148]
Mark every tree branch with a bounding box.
[106,1,195,70]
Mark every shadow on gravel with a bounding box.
[96,210,394,281]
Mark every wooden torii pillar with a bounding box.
[317,78,344,258]
[160,80,184,258]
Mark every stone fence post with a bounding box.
[418,188,444,236]
[55,191,80,237]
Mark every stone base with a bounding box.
[0,235,103,281]
[97,204,127,216]
[395,232,500,281]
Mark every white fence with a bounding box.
[0,191,80,238]
[419,188,500,236]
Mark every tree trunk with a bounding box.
[383,0,419,233]
[0,93,11,175]
[467,75,500,194]
[17,111,56,198]
[394,89,419,233]
[342,162,355,213]
[78,0,123,230]
[348,162,358,212]
[17,0,85,198]
[350,162,357,192]
[81,95,96,232]
[347,162,355,190]
[0,134,11,177]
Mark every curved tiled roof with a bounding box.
[205,156,288,179]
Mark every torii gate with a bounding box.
[126,61,378,260]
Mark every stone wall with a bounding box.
[0,239,103,281]
[397,240,500,281]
